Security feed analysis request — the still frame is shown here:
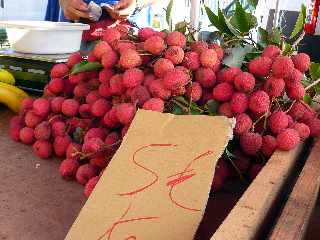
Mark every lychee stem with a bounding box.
[285,100,296,113]
[305,78,320,91]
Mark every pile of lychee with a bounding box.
[8,26,320,196]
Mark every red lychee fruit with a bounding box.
[73,83,90,98]
[217,67,241,83]
[218,102,234,118]
[291,122,310,140]
[261,135,277,158]
[116,103,136,125]
[103,28,121,44]
[200,49,218,69]
[249,91,270,115]
[50,97,65,114]
[234,113,252,135]
[84,176,100,197]
[51,121,66,138]
[285,68,303,85]
[69,72,86,85]
[33,98,50,118]
[33,140,52,159]
[48,78,64,95]
[10,124,23,142]
[92,41,112,60]
[291,53,310,73]
[277,128,300,150]
[34,121,51,140]
[90,156,109,169]
[51,63,69,78]
[208,43,224,60]
[262,45,281,60]
[286,83,305,100]
[186,82,202,102]
[76,164,98,185]
[101,50,119,68]
[99,68,114,84]
[98,83,112,98]
[166,31,187,47]
[67,52,82,68]
[19,127,35,145]
[234,72,255,93]
[25,111,42,128]
[61,99,79,117]
[143,98,164,112]
[154,58,175,78]
[248,57,272,77]
[85,128,108,143]
[122,68,144,88]
[85,91,100,105]
[230,92,248,114]
[130,85,151,107]
[164,46,184,65]
[109,74,126,95]
[138,27,156,41]
[195,68,216,88]
[66,142,82,161]
[20,97,34,114]
[149,79,171,100]
[163,68,189,90]
[272,56,294,79]
[306,118,320,137]
[268,111,289,134]
[240,132,262,156]
[144,36,166,55]
[190,41,208,55]
[212,82,234,102]
[182,51,200,70]
[119,49,142,69]
[59,158,80,180]
[263,77,285,97]
[54,135,71,157]
[91,99,112,117]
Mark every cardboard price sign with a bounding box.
[66,110,234,240]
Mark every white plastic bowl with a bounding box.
[0,21,90,54]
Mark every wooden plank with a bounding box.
[211,144,304,240]
[268,140,320,240]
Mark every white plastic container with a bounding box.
[0,21,90,54]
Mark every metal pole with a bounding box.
[273,0,280,28]
[190,0,200,38]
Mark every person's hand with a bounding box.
[59,0,90,21]
[105,0,136,20]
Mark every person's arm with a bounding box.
[106,0,159,20]
[59,0,90,21]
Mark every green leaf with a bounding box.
[205,6,224,33]
[207,100,220,115]
[304,93,312,105]
[282,42,294,55]
[232,0,250,33]
[309,62,320,80]
[248,0,259,8]
[247,13,258,29]
[269,27,281,45]
[290,4,306,39]
[258,27,269,47]
[166,0,173,29]
[218,8,234,35]
[171,104,183,115]
[71,61,103,75]
[223,44,254,68]
[175,21,187,34]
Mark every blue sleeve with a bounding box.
[45,0,60,21]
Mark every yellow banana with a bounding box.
[0,69,15,85]
[0,82,29,99]
[0,86,23,113]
